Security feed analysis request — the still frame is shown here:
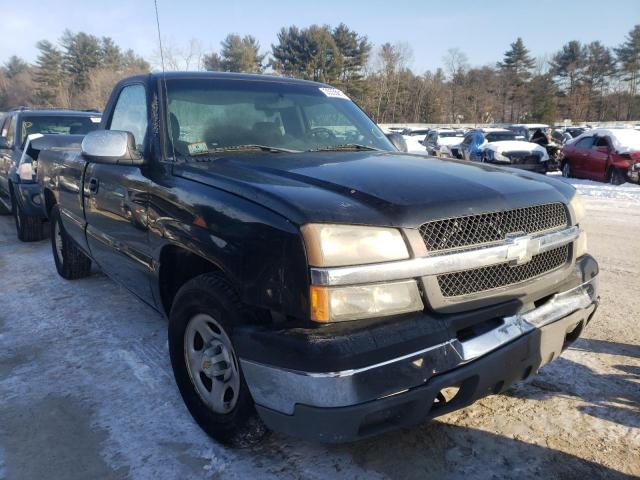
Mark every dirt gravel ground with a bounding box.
[0,178,639,480]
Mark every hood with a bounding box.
[437,137,464,147]
[173,151,575,228]
[482,141,547,155]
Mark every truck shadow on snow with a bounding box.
[259,421,635,480]
[503,338,640,430]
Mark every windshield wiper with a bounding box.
[208,144,301,154]
[308,144,382,152]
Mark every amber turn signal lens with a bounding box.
[310,286,330,323]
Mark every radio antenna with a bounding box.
[153,0,177,161]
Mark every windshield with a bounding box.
[165,78,394,156]
[19,115,100,145]
[485,132,518,142]
[440,131,463,138]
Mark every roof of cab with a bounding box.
[124,71,330,88]
[13,109,102,117]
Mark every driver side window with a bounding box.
[2,115,16,146]
[109,84,148,151]
[575,137,594,149]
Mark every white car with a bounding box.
[423,129,465,157]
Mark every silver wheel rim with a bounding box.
[184,313,240,414]
[54,220,64,264]
[563,163,569,177]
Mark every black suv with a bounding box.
[0,108,101,240]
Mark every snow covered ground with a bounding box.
[0,176,639,479]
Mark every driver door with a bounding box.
[83,83,155,304]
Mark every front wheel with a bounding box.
[168,272,267,447]
[13,194,45,242]
[608,167,625,186]
[50,205,92,279]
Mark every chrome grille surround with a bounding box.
[419,203,568,253]
[437,244,570,297]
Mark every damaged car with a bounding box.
[459,128,551,173]
[423,128,465,157]
[561,128,640,184]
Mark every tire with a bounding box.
[608,167,625,186]
[50,205,92,279]
[0,195,10,215]
[168,272,267,447]
[561,161,572,178]
[13,194,45,242]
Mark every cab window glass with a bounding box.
[575,137,594,149]
[593,137,609,148]
[3,115,16,146]
[109,84,148,150]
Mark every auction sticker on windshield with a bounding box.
[319,87,349,100]
[187,142,209,155]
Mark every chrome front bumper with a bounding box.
[241,276,598,415]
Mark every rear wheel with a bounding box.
[562,161,572,178]
[13,194,45,242]
[608,167,625,186]
[168,272,267,447]
[50,205,92,279]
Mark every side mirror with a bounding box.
[0,137,10,149]
[81,130,145,165]
[386,133,408,152]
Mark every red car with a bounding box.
[561,128,640,184]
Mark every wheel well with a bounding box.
[158,245,224,316]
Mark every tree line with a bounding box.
[1,24,639,124]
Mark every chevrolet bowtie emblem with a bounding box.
[505,233,541,266]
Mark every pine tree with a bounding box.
[3,56,28,79]
[61,30,102,92]
[100,37,123,70]
[34,40,66,106]
[498,38,535,122]
[584,41,616,120]
[615,25,640,96]
[550,41,587,119]
[498,38,535,80]
[218,34,264,73]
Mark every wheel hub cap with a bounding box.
[184,313,240,414]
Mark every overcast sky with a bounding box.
[1,0,638,72]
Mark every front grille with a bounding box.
[437,244,569,297]
[506,153,541,165]
[419,203,568,252]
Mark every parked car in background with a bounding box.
[458,128,550,173]
[0,108,101,240]
[561,128,640,184]
[423,128,465,157]
[506,123,549,141]
[552,126,588,144]
[402,128,430,153]
[35,71,597,445]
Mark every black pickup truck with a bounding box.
[0,108,101,241]
[35,72,599,445]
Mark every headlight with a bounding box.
[310,280,424,323]
[569,192,586,224]
[301,224,409,267]
[17,162,35,182]
[492,150,509,162]
[570,193,588,257]
[575,230,588,257]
